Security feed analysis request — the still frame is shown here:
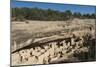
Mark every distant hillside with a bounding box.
[11,7,96,21]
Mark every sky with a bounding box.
[11,1,96,14]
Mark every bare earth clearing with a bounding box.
[11,19,96,66]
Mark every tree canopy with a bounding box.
[11,7,96,21]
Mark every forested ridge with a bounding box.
[11,7,96,21]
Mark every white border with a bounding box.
[0,0,10,67]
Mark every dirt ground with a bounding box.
[11,18,96,66]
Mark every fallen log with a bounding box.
[12,35,71,53]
